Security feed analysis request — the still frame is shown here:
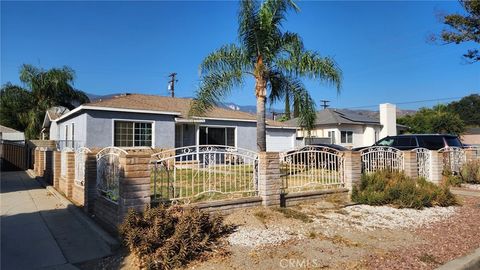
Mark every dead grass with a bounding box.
[253,210,270,226]
[272,207,313,223]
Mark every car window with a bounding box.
[444,136,462,147]
[377,138,394,146]
[419,136,445,149]
[394,137,417,147]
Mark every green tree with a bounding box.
[436,0,480,63]
[448,94,480,126]
[190,0,342,151]
[398,104,466,135]
[0,64,89,139]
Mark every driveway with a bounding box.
[1,171,112,270]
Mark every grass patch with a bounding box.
[272,207,313,223]
[352,170,457,209]
[253,210,270,225]
[119,205,234,270]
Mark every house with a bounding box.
[461,128,480,146]
[284,103,405,149]
[0,125,25,142]
[41,106,70,140]
[44,94,297,152]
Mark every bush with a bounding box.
[119,205,233,270]
[459,160,480,184]
[352,170,456,209]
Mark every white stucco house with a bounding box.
[42,93,297,152]
[284,103,406,149]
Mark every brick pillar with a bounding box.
[34,149,39,174]
[403,151,418,179]
[344,151,362,192]
[464,148,478,162]
[65,151,75,198]
[37,149,45,177]
[84,152,98,213]
[258,152,281,207]
[118,154,151,222]
[53,151,61,189]
[43,149,53,184]
[429,151,443,184]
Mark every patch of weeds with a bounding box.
[418,253,439,264]
[352,170,457,209]
[272,207,313,223]
[308,231,317,239]
[334,209,349,215]
[325,193,346,205]
[330,235,360,247]
[253,210,269,226]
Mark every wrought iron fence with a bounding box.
[61,147,73,178]
[150,145,259,204]
[360,146,404,173]
[280,146,345,192]
[438,147,465,174]
[56,140,84,151]
[412,148,431,179]
[96,147,127,202]
[74,147,91,187]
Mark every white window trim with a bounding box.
[111,119,155,148]
[199,125,237,147]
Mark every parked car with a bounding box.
[353,134,464,151]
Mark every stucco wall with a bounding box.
[56,114,87,145]
[49,121,59,140]
[84,110,176,148]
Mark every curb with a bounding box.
[27,170,120,251]
[436,247,480,270]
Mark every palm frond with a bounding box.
[238,0,261,60]
[189,70,244,116]
[200,44,250,75]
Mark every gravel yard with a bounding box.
[188,193,480,270]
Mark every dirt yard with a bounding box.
[77,189,480,270]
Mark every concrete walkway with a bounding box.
[1,171,112,270]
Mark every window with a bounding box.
[71,123,74,143]
[419,136,445,149]
[377,137,394,146]
[328,131,336,144]
[199,127,235,146]
[340,131,353,144]
[114,121,152,147]
[395,137,417,147]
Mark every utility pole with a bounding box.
[320,100,330,110]
[168,73,177,97]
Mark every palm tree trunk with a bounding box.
[284,94,291,120]
[255,77,267,152]
[293,97,299,118]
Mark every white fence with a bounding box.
[280,146,345,192]
[360,146,404,173]
[61,147,73,178]
[438,147,466,174]
[412,148,431,179]
[151,145,258,203]
[96,147,127,202]
[74,147,91,187]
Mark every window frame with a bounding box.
[340,130,354,144]
[198,125,237,147]
[112,119,155,148]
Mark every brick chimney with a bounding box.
[379,103,397,139]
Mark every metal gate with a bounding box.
[280,146,345,192]
[74,147,91,186]
[438,147,465,174]
[412,148,431,179]
[151,145,258,203]
[96,147,127,202]
[360,146,404,173]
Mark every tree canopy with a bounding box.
[437,0,480,63]
[0,64,89,139]
[398,104,466,135]
[190,0,342,150]
[447,94,480,126]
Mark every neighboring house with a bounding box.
[284,103,405,149]
[44,94,296,152]
[0,125,25,142]
[42,106,70,140]
[462,128,480,146]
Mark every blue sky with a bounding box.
[1,1,479,111]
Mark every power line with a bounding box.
[320,100,330,110]
[344,96,464,109]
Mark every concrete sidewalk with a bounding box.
[1,171,112,270]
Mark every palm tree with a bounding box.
[190,0,342,151]
[0,64,89,139]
